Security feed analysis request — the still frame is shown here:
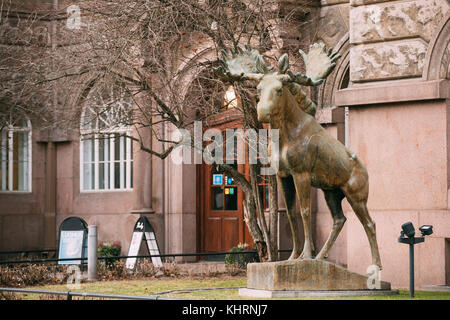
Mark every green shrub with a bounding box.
[98,242,121,269]
[225,244,258,269]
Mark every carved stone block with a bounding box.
[351,0,449,44]
[246,259,391,291]
[316,5,349,49]
[350,39,428,82]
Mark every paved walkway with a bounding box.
[422,285,450,292]
[175,261,229,275]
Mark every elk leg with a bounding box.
[342,180,382,270]
[347,198,382,269]
[278,175,302,260]
[315,189,346,260]
[292,172,313,259]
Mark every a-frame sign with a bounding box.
[58,217,88,265]
[125,216,162,269]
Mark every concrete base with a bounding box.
[239,288,399,298]
[246,259,391,291]
[421,285,450,292]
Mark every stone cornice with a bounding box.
[334,79,450,106]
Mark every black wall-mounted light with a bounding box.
[401,222,415,238]
[398,222,433,298]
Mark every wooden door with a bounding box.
[204,161,242,253]
[200,123,274,254]
[200,124,256,254]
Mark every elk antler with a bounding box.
[213,46,271,82]
[283,42,341,86]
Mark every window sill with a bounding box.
[79,189,133,194]
[0,191,32,194]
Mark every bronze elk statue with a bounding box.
[214,43,382,269]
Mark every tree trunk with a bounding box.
[268,174,278,261]
[249,163,278,261]
[217,163,268,261]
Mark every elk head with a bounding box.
[213,43,340,123]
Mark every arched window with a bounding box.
[0,117,32,191]
[80,84,133,191]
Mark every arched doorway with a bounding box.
[201,121,248,255]
[184,71,258,256]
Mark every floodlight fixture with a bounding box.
[398,222,433,298]
[419,225,433,236]
[401,222,415,238]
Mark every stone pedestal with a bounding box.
[239,259,397,298]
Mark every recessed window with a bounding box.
[0,117,32,192]
[80,84,133,191]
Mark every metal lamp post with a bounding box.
[397,222,433,298]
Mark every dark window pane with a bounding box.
[258,185,269,210]
[122,135,127,159]
[130,162,133,188]
[225,187,237,210]
[258,185,264,210]
[104,162,110,189]
[211,186,223,210]
[91,163,95,189]
[99,136,105,161]
[12,132,18,190]
[90,136,95,162]
[130,138,133,160]
[0,131,8,190]
[265,185,269,210]
[257,173,269,184]
[99,163,104,189]
[114,134,120,161]
[114,162,120,188]
[124,162,127,188]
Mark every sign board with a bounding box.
[126,217,162,270]
[213,174,223,185]
[125,231,143,269]
[144,231,163,267]
[58,217,88,265]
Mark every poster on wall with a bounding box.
[213,174,223,185]
[58,231,84,264]
[126,216,162,270]
[58,217,88,265]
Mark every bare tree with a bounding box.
[0,0,318,261]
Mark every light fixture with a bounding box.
[398,222,433,298]
[419,225,433,236]
[401,222,415,238]
[224,86,238,109]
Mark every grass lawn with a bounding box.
[12,276,450,300]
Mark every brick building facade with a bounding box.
[1,0,449,289]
